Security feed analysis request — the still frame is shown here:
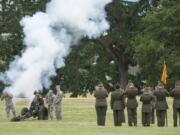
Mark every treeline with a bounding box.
[0,0,180,96]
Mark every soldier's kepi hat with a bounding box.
[129,82,134,88]
[144,87,149,92]
[115,83,120,89]
[175,81,180,86]
[49,90,53,93]
[158,81,163,86]
[34,90,38,95]
[56,85,60,89]
[98,83,104,87]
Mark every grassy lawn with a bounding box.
[0,96,179,135]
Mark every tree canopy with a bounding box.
[0,0,179,95]
[134,0,180,88]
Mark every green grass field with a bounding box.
[0,96,179,135]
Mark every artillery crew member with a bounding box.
[94,83,108,126]
[125,82,138,126]
[30,91,39,111]
[170,81,180,127]
[1,91,16,119]
[37,93,48,120]
[29,91,47,120]
[54,85,63,120]
[154,82,169,127]
[111,84,125,126]
[46,90,55,120]
[140,87,155,126]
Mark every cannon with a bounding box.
[11,97,48,122]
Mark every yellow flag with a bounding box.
[161,62,167,86]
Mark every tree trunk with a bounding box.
[117,62,128,89]
[97,38,129,89]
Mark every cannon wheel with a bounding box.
[21,107,29,115]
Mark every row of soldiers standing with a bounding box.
[94,81,180,127]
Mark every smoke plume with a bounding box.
[0,0,111,97]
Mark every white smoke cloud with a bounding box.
[0,0,112,97]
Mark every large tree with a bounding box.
[94,0,158,89]
[134,0,180,87]
[96,0,146,88]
